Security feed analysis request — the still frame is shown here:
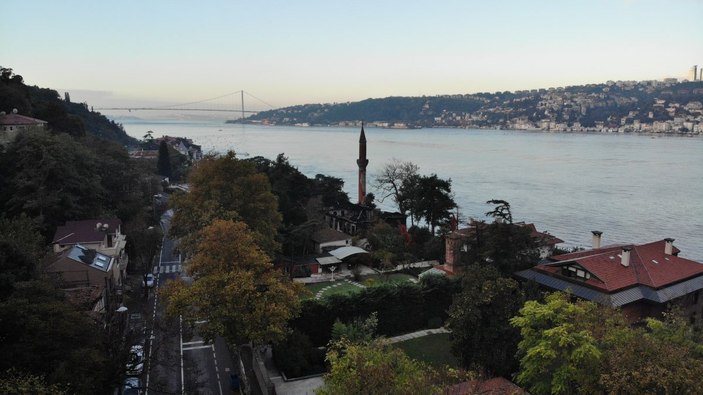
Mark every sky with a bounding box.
[2,0,702,112]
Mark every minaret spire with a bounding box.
[356,122,369,205]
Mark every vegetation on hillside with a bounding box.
[240,80,703,130]
[0,67,136,145]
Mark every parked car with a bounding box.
[125,345,144,376]
[142,274,155,288]
[121,376,142,395]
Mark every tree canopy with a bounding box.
[163,219,305,345]
[510,292,703,394]
[447,264,524,377]
[169,151,282,256]
[318,339,470,395]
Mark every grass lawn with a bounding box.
[361,272,416,286]
[394,333,459,368]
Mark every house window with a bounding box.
[561,265,591,281]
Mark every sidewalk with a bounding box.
[387,327,451,344]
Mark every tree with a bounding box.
[373,159,418,215]
[157,140,172,179]
[406,174,455,235]
[0,280,110,394]
[318,339,459,395]
[163,219,305,345]
[168,151,282,256]
[0,130,106,236]
[447,264,523,377]
[510,292,604,394]
[485,199,513,224]
[330,312,378,346]
[511,292,703,394]
[125,225,162,299]
[313,174,350,207]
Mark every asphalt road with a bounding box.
[145,210,239,395]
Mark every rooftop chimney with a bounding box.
[664,238,675,255]
[621,246,632,267]
[592,231,603,249]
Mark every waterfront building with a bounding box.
[515,233,703,322]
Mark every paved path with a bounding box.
[387,327,451,344]
[314,279,366,300]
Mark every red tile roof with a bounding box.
[535,240,703,292]
[0,113,47,126]
[448,221,563,245]
[52,219,122,245]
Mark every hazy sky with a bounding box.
[2,0,702,110]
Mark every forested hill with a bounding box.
[239,80,703,134]
[0,67,137,146]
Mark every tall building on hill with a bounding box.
[690,65,699,81]
[356,123,368,205]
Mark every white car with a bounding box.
[126,345,144,376]
[142,274,155,288]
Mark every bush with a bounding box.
[272,329,326,378]
[427,317,443,329]
[292,278,462,347]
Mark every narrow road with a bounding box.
[145,209,239,395]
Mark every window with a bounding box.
[561,265,591,281]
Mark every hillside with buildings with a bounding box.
[240,79,703,134]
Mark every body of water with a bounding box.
[121,119,703,261]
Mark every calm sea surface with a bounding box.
[121,119,703,261]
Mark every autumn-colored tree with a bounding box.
[169,151,281,256]
[163,219,305,345]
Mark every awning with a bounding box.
[316,256,342,266]
[328,246,369,260]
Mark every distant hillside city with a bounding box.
[239,76,703,135]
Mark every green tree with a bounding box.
[313,174,350,207]
[485,199,513,224]
[318,339,463,395]
[169,151,282,256]
[0,281,109,394]
[447,264,523,377]
[163,219,305,345]
[0,369,69,395]
[157,140,172,179]
[510,292,610,394]
[330,312,378,346]
[0,130,105,236]
[406,174,455,235]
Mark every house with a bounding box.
[0,110,47,145]
[325,202,407,236]
[444,221,563,272]
[47,244,120,289]
[47,245,122,323]
[311,227,352,254]
[52,219,128,284]
[515,232,703,322]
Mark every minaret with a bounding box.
[356,123,369,205]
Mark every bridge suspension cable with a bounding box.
[94,90,274,119]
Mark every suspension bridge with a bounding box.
[94,90,274,119]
